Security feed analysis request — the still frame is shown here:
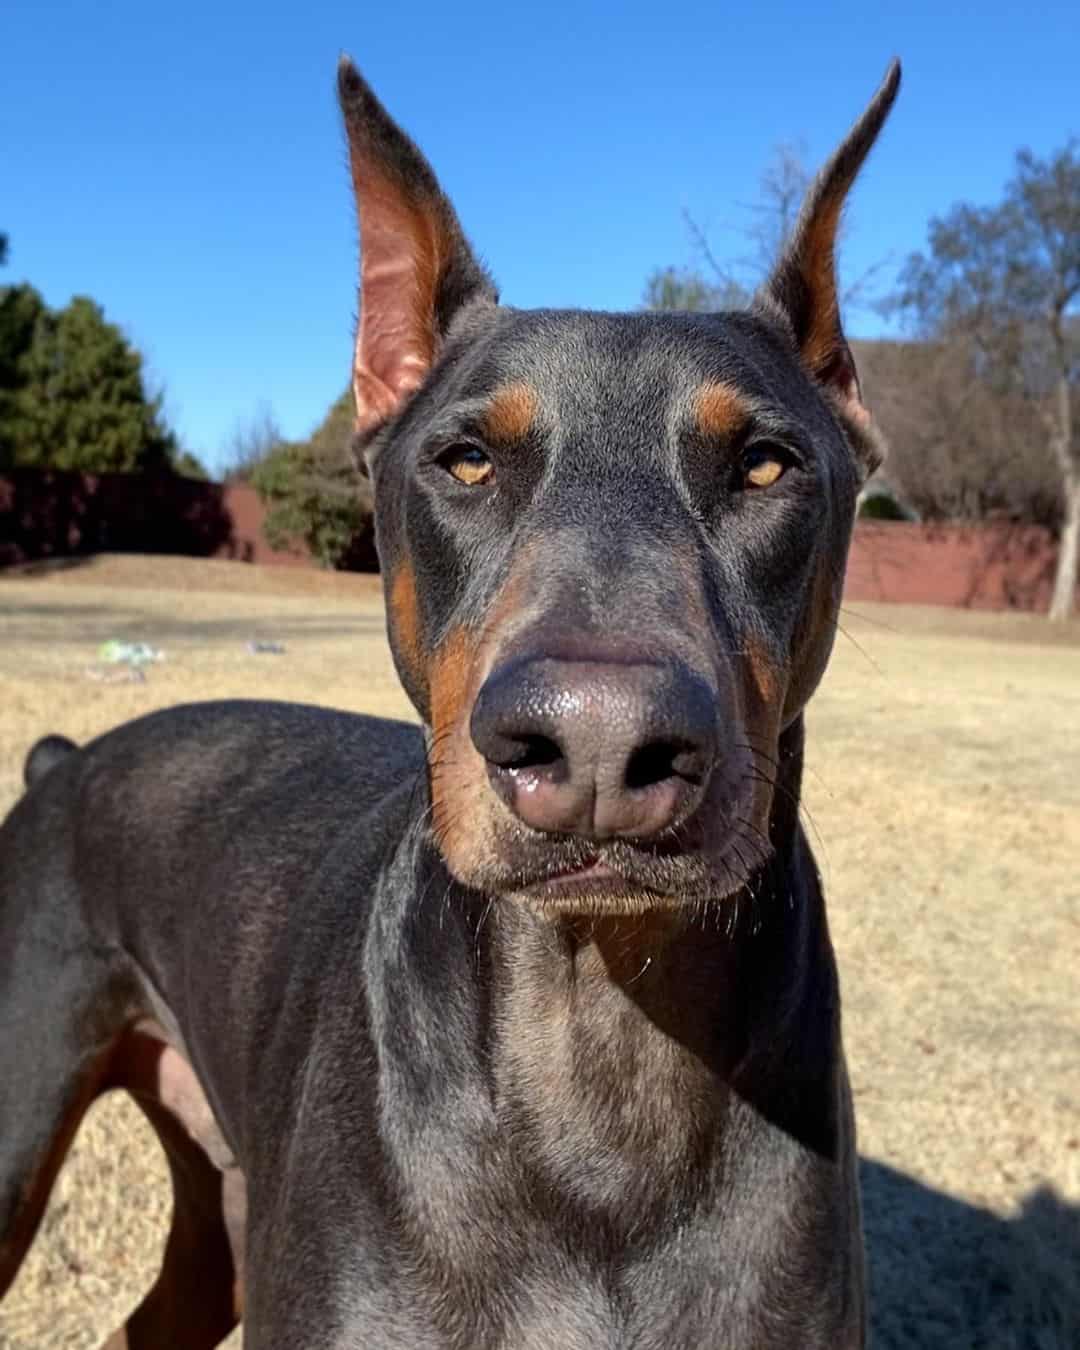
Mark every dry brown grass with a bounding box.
[1,555,1078,1349]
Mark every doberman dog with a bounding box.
[0,56,899,1348]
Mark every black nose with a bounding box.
[469,657,719,840]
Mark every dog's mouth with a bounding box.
[522,855,635,902]
[480,818,769,914]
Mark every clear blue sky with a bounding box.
[4,1,1077,475]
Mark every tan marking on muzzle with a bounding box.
[429,626,475,746]
[730,634,788,861]
[429,625,485,870]
[389,562,423,680]
[426,563,536,882]
[743,634,784,710]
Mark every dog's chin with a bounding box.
[446,830,772,919]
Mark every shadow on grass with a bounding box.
[863,1159,1080,1349]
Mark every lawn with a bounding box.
[1,556,1078,1349]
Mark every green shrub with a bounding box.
[250,391,377,569]
[858,490,911,521]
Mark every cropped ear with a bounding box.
[338,57,497,443]
[755,61,900,476]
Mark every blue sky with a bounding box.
[4,1,1077,475]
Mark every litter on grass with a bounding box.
[98,641,165,667]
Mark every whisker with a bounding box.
[738,758,829,866]
[468,894,495,969]
[832,620,884,677]
[738,734,832,799]
[837,604,899,635]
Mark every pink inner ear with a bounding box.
[354,261,432,433]
[816,342,871,428]
[352,170,444,437]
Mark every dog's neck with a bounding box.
[379,718,839,1248]
[489,906,743,1231]
[473,718,841,1234]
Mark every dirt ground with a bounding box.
[0,555,1078,1349]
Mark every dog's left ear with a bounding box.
[756,61,900,476]
[338,57,497,446]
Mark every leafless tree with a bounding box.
[646,141,889,317]
[889,141,1080,618]
[221,404,284,482]
[855,338,1061,528]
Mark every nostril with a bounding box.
[625,740,708,791]
[493,733,564,774]
[481,727,576,828]
[477,729,564,772]
[470,662,573,780]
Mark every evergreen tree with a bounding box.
[0,288,193,474]
[0,284,48,464]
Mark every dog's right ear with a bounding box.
[338,58,497,445]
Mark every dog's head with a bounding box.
[339,59,898,914]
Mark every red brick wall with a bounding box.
[0,470,311,568]
[844,521,1075,612]
[217,483,311,566]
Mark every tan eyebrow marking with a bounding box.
[479,383,538,446]
[694,381,753,440]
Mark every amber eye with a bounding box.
[440,445,494,487]
[742,446,788,489]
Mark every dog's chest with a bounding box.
[318,1092,855,1350]
[329,1221,856,1350]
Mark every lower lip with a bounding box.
[524,860,631,898]
[547,859,616,883]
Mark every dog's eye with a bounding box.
[742,445,789,490]
[440,445,494,487]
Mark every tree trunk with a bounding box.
[1049,471,1079,620]
[1047,322,1076,622]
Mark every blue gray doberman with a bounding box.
[0,56,900,1348]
